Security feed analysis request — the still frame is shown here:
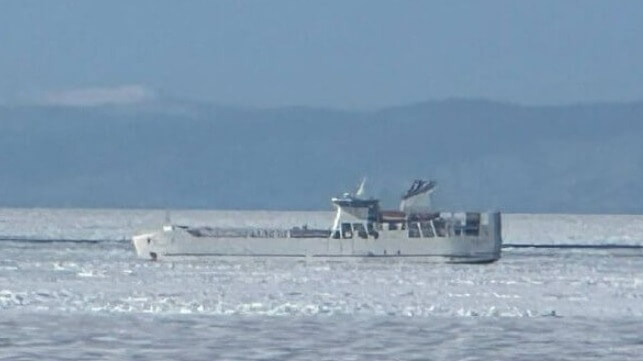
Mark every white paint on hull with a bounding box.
[132,213,502,263]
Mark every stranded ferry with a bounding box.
[132,180,502,263]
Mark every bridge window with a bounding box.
[465,212,480,236]
[420,222,434,238]
[433,219,447,237]
[367,223,379,238]
[453,222,462,236]
[353,223,368,239]
[341,223,353,239]
[408,222,421,238]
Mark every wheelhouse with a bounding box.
[330,190,487,240]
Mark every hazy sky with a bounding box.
[1,1,642,109]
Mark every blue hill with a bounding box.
[1,99,642,212]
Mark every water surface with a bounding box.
[1,210,642,360]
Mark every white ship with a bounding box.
[132,180,502,263]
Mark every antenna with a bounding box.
[355,177,367,197]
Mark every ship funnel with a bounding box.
[399,179,437,213]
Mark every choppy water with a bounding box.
[1,209,643,360]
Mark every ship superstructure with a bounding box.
[132,180,502,263]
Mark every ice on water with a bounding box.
[1,209,642,359]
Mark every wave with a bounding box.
[503,243,643,250]
[0,236,121,244]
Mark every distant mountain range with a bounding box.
[1,98,642,213]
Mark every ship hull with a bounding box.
[132,224,502,264]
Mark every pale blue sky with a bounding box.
[1,0,642,109]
